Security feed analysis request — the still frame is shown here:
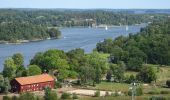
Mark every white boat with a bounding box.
[126,25,129,31]
[47,37,51,40]
[105,25,108,30]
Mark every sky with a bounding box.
[0,0,170,9]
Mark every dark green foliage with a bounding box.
[3,58,16,79]
[166,80,170,87]
[110,62,126,82]
[160,90,170,94]
[106,69,112,82]
[3,96,11,100]
[44,87,58,100]
[11,96,18,100]
[47,28,61,38]
[96,18,170,68]
[148,89,160,94]
[19,92,36,100]
[72,93,79,99]
[149,96,166,100]
[15,66,27,77]
[0,75,11,93]
[12,53,24,67]
[125,74,136,84]
[128,86,143,96]
[94,91,100,97]
[0,23,50,42]
[27,65,42,76]
[136,66,157,83]
[60,92,71,99]
[0,9,166,28]
[55,81,62,88]
[136,87,143,96]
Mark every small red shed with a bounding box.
[11,74,55,93]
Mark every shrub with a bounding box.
[72,93,78,99]
[114,92,119,96]
[110,92,119,97]
[149,96,166,100]
[55,81,62,88]
[61,92,71,99]
[166,80,170,87]
[94,91,100,97]
[3,96,11,100]
[105,91,110,97]
[136,87,143,96]
[11,96,18,100]
[160,90,170,94]
[148,90,160,94]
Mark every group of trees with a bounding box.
[0,22,61,42]
[0,9,168,27]
[0,9,169,42]
[0,53,43,93]
[97,18,170,83]
[2,87,58,100]
[30,49,109,85]
[97,18,170,68]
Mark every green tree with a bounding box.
[16,66,27,77]
[3,78,11,94]
[19,92,36,100]
[3,58,17,79]
[110,61,126,82]
[136,66,157,83]
[106,69,112,82]
[12,53,24,67]
[79,66,95,85]
[28,65,42,76]
[0,75,5,93]
[48,28,61,39]
[44,87,58,100]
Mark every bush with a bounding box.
[136,87,143,96]
[61,92,71,99]
[55,81,62,88]
[11,96,18,100]
[148,90,160,94]
[3,96,11,100]
[94,91,100,97]
[105,91,110,97]
[128,87,143,96]
[166,80,170,87]
[72,93,78,99]
[149,96,166,100]
[160,90,170,94]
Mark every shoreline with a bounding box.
[0,37,57,45]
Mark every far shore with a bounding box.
[0,37,58,44]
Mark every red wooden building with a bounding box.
[11,74,55,93]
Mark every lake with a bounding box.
[0,24,146,71]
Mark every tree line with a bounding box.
[0,9,169,42]
[96,18,170,70]
[0,22,61,42]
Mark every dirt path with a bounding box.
[67,89,122,96]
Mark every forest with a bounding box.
[0,9,169,42]
[96,17,170,70]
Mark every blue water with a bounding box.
[0,24,146,71]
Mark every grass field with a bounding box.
[94,82,129,92]
[78,65,170,99]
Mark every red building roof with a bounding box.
[15,74,54,85]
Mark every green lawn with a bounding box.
[83,82,130,92]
